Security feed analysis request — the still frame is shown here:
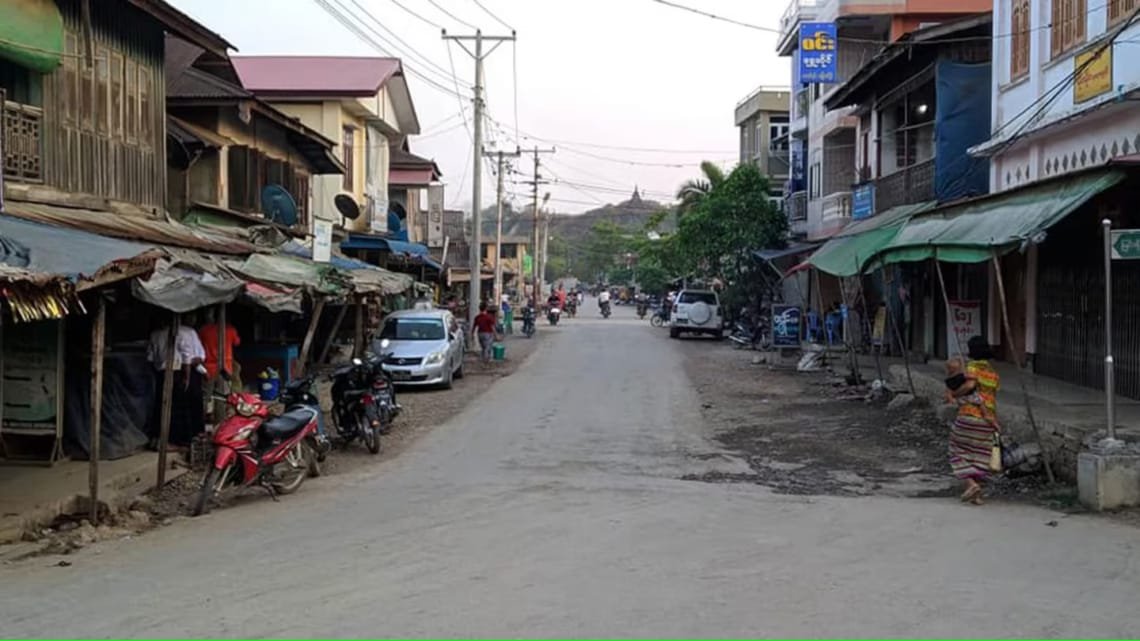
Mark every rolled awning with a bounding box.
[0,0,63,72]
[807,202,935,276]
[871,169,1124,266]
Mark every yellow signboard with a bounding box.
[1074,46,1113,103]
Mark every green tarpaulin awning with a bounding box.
[0,0,63,72]
[872,169,1125,266]
[807,202,936,276]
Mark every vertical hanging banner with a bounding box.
[313,219,333,263]
[427,183,445,248]
[947,300,982,356]
[799,22,838,84]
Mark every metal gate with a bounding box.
[1036,264,1140,399]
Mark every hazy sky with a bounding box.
[171,0,789,214]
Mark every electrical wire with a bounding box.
[445,40,474,144]
[648,0,1122,47]
[470,0,514,30]
[415,120,470,141]
[511,40,521,148]
[386,0,446,30]
[428,0,479,30]
[345,0,465,87]
[313,0,472,102]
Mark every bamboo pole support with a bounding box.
[87,296,106,523]
[156,314,179,489]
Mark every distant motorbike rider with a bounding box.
[598,289,611,315]
[521,298,537,335]
[635,292,648,318]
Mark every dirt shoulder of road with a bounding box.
[677,337,1073,505]
[8,333,542,560]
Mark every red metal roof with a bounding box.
[232,56,402,97]
[390,168,436,187]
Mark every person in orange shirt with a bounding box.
[199,313,241,420]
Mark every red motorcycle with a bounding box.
[192,390,320,516]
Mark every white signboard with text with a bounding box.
[947,300,981,356]
[313,219,333,263]
[427,183,445,247]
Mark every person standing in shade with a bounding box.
[147,318,207,448]
[199,312,241,422]
[473,302,499,365]
[501,295,513,335]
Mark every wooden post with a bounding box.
[155,313,179,489]
[878,258,916,395]
[354,297,366,358]
[990,250,1056,484]
[297,297,327,376]
[854,258,884,382]
[214,303,226,417]
[87,296,106,523]
[837,273,862,384]
[934,259,966,360]
[318,303,350,365]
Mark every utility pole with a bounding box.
[443,29,515,332]
[520,146,555,301]
[484,147,521,304]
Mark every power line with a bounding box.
[470,0,514,30]
[445,40,474,144]
[312,0,472,101]
[386,0,446,30]
[648,0,1121,46]
[415,120,469,141]
[511,40,521,149]
[428,0,478,30]
[345,0,464,87]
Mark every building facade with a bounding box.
[231,56,421,235]
[777,0,992,240]
[734,87,791,211]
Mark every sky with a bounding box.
[171,0,790,214]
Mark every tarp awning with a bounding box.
[243,281,303,314]
[0,0,63,72]
[873,170,1124,266]
[280,240,414,295]
[131,251,245,313]
[0,214,156,280]
[753,242,820,263]
[341,233,429,256]
[807,202,936,276]
[229,253,351,296]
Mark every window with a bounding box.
[110,53,123,137]
[0,59,43,107]
[342,126,355,191]
[1051,0,1086,58]
[228,145,254,211]
[1109,0,1140,24]
[769,120,790,151]
[1011,0,1031,78]
[500,244,518,259]
[124,59,137,142]
[138,67,152,145]
[95,51,109,135]
[380,318,446,341]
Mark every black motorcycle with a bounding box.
[521,306,537,337]
[329,342,397,455]
[600,300,612,319]
[636,300,648,319]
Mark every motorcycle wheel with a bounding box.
[192,466,228,517]
[650,315,664,328]
[362,414,381,454]
[306,438,324,478]
[271,443,309,495]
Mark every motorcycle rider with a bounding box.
[635,291,648,317]
[598,288,611,316]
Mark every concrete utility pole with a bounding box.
[484,147,521,303]
[520,147,555,301]
[443,29,515,331]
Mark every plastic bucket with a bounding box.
[491,343,506,361]
[259,377,281,401]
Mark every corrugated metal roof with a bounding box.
[168,66,250,100]
[390,168,435,187]
[233,56,402,97]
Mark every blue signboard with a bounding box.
[771,305,802,349]
[799,22,838,84]
[852,183,875,220]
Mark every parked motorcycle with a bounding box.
[547,306,562,326]
[521,305,536,337]
[192,385,321,516]
[729,319,771,350]
[278,374,330,476]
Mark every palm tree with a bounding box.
[675,161,727,217]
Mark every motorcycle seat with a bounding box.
[262,407,316,438]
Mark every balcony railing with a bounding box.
[822,191,852,221]
[3,99,44,182]
[874,159,935,213]
[763,148,791,175]
[786,190,808,222]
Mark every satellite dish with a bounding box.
[335,192,361,220]
[260,184,298,227]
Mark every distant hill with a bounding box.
[477,188,675,245]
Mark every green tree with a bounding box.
[675,161,727,218]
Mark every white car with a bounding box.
[669,289,724,339]
[374,309,466,388]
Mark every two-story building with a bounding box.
[733,86,791,216]
[777,0,992,240]
[231,56,421,236]
[964,0,1140,397]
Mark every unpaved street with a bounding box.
[3,304,1140,638]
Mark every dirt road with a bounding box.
[3,303,1140,637]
